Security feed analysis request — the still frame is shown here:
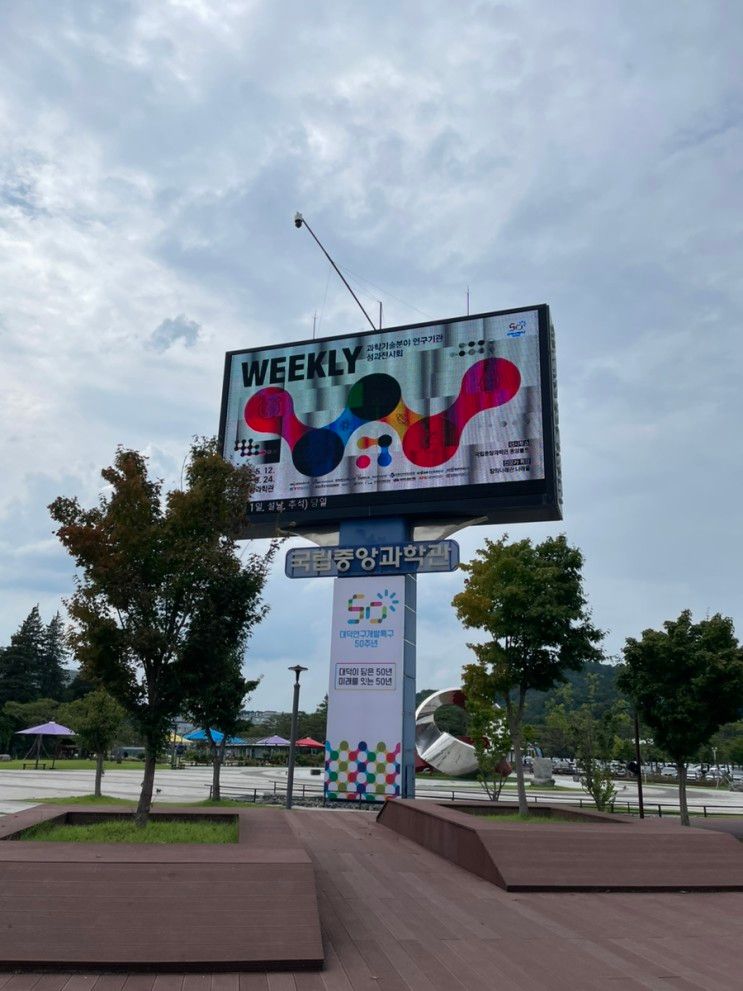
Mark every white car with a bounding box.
[660,765,678,778]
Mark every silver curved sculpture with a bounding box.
[415,687,479,776]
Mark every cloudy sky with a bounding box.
[1,1,741,713]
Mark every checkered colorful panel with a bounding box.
[324,739,401,801]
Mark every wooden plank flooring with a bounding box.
[2,809,743,989]
[377,800,743,890]
[0,808,322,971]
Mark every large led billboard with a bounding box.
[219,305,561,537]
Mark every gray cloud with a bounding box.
[1,0,741,709]
[150,314,201,351]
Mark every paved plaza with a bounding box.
[2,765,742,816]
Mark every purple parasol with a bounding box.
[16,721,75,769]
[16,721,75,736]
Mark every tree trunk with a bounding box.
[94,752,104,798]
[508,695,528,816]
[678,762,690,827]
[135,749,157,826]
[211,742,222,802]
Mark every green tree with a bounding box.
[0,606,45,705]
[38,612,68,700]
[453,535,603,815]
[415,688,436,708]
[708,721,743,767]
[64,668,97,702]
[253,696,329,746]
[619,610,743,826]
[521,661,620,726]
[462,665,512,800]
[58,690,126,796]
[433,704,469,738]
[49,438,275,824]
[1,698,60,755]
[302,695,328,743]
[182,614,264,800]
[545,676,618,811]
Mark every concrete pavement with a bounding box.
[2,764,743,813]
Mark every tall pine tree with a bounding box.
[0,606,45,705]
[39,613,68,700]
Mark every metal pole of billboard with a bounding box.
[294,213,378,332]
[286,664,308,809]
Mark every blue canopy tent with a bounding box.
[184,729,247,745]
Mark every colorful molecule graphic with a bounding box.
[356,433,392,469]
[244,357,520,478]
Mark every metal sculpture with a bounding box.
[415,688,479,776]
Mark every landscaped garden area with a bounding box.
[17,817,238,843]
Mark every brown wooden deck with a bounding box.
[0,807,322,972]
[2,807,743,989]
[377,799,743,890]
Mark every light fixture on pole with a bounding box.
[286,664,308,810]
[294,213,379,330]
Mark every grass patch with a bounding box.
[24,795,274,809]
[20,818,238,844]
[189,798,273,808]
[476,811,607,822]
[0,760,175,771]
[479,812,572,822]
[26,794,137,805]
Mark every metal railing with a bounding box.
[206,780,743,817]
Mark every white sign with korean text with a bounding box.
[325,576,405,802]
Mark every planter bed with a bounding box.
[377,798,743,891]
[0,804,323,972]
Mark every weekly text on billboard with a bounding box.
[219,305,561,535]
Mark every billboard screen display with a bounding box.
[219,305,561,536]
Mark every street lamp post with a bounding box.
[633,709,645,819]
[286,665,308,810]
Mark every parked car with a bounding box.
[552,759,574,775]
[704,767,725,780]
[660,765,678,778]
